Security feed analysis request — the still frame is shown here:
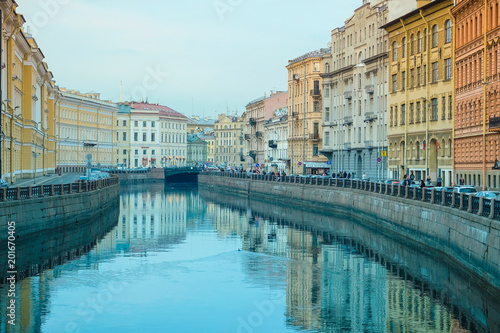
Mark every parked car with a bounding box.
[384,180,400,185]
[434,186,454,192]
[453,186,478,194]
[475,191,500,199]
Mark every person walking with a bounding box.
[460,176,465,185]
[437,173,443,187]
[420,179,426,188]
[426,175,431,186]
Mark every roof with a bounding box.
[118,102,187,119]
[288,48,331,66]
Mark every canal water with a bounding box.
[1,184,499,333]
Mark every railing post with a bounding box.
[1,188,6,201]
[489,198,496,219]
[441,190,446,206]
[27,186,32,199]
[50,184,54,196]
[16,187,21,200]
[478,197,484,216]
[430,188,435,204]
[405,185,409,198]
[78,182,82,193]
[86,182,89,192]
[452,192,456,207]
[413,187,417,200]
[467,194,473,213]
[68,183,73,194]
[459,193,464,210]
[422,187,426,202]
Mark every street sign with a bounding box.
[327,160,331,165]
[377,157,382,162]
[381,151,387,157]
[298,162,302,166]
[256,163,260,168]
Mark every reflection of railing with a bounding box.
[0,176,119,201]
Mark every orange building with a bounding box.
[453,0,500,189]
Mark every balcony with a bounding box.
[365,140,373,149]
[292,112,299,119]
[249,150,257,159]
[489,116,500,131]
[365,84,374,94]
[268,140,277,149]
[344,142,352,150]
[310,89,321,97]
[249,118,257,126]
[344,91,352,100]
[309,133,320,141]
[256,131,263,138]
[364,112,378,122]
[343,116,353,126]
[244,134,251,140]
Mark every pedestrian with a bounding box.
[437,173,443,187]
[343,171,347,178]
[362,172,366,180]
[426,175,431,185]
[347,173,351,179]
[460,176,465,185]
[420,179,426,188]
[410,171,415,182]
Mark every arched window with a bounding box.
[392,41,398,61]
[445,20,452,43]
[417,31,422,53]
[410,34,415,55]
[402,37,406,58]
[324,63,330,73]
[358,52,364,64]
[432,24,439,47]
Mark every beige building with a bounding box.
[287,50,330,175]
[213,114,244,168]
[117,102,188,168]
[0,4,58,184]
[382,0,454,184]
[58,89,117,172]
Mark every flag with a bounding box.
[422,140,426,150]
[436,140,439,152]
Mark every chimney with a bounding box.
[417,0,432,8]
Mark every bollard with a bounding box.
[68,183,72,194]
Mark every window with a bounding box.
[122,149,127,155]
[151,121,155,128]
[116,120,119,126]
[392,41,398,61]
[445,20,452,43]
[325,63,330,73]
[313,63,319,72]
[401,104,406,125]
[402,71,406,90]
[143,133,147,142]
[134,149,138,155]
[325,132,330,146]
[314,101,319,112]
[122,132,127,141]
[442,96,446,120]
[122,120,127,126]
[417,67,421,86]
[325,107,330,122]
[134,120,138,127]
[410,34,414,55]
[134,132,138,141]
[431,98,438,120]
[410,103,414,123]
[410,69,415,88]
[402,37,406,58]
[416,102,421,123]
[417,31,422,53]
[432,62,439,83]
[143,149,147,155]
[152,149,156,155]
[448,95,453,119]
[392,74,398,92]
[432,25,438,48]
[143,121,147,127]
[151,133,156,141]
[313,144,319,156]
[424,29,427,51]
[423,65,427,85]
[445,58,452,80]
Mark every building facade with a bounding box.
[264,112,288,174]
[383,0,454,185]
[242,97,265,170]
[287,50,330,175]
[117,102,187,169]
[187,135,207,166]
[58,89,117,172]
[452,0,500,189]
[0,4,59,184]
[213,114,244,167]
[320,0,415,180]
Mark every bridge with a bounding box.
[164,167,203,183]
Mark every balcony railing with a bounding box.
[343,116,353,126]
[256,131,263,138]
[249,118,257,126]
[244,134,251,140]
[268,140,277,148]
[364,112,378,122]
[365,140,373,149]
[489,116,500,131]
[310,89,321,97]
[344,91,353,99]
[344,142,352,150]
[309,133,320,141]
[365,85,374,94]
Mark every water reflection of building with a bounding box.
[118,186,188,250]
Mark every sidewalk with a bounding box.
[7,173,83,188]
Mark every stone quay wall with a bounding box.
[199,173,500,292]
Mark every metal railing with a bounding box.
[201,171,500,220]
[0,176,119,202]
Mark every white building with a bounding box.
[264,111,288,174]
[117,102,188,168]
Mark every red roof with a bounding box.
[128,102,187,120]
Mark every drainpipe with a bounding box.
[420,9,430,180]
[449,7,456,187]
[482,0,488,190]
[400,18,409,178]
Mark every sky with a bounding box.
[21,0,361,118]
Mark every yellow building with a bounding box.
[382,0,454,185]
[287,49,329,175]
[0,3,58,184]
[57,89,118,172]
[214,114,244,168]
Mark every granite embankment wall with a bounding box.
[199,174,500,291]
[0,181,120,238]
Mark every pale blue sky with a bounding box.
[22,0,360,118]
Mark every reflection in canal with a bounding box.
[0,184,497,332]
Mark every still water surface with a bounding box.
[0,184,498,333]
